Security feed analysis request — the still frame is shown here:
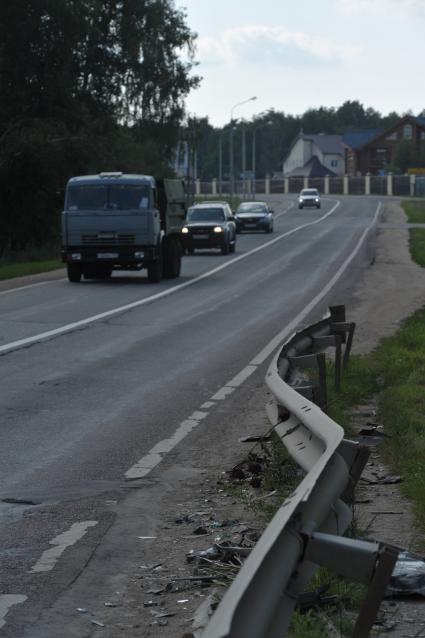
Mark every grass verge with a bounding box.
[0,259,62,281]
[402,199,425,266]
[325,305,425,543]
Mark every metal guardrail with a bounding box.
[203,305,398,638]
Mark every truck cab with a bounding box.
[61,172,187,283]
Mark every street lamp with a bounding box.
[252,120,273,198]
[229,96,257,200]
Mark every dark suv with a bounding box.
[181,202,237,254]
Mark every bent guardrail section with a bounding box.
[203,306,398,638]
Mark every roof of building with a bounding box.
[286,155,336,178]
[342,129,384,150]
[413,116,425,127]
[304,134,344,155]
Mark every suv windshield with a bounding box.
[67,184,151,211]
[301,190,319,196]
[188,207,225,222]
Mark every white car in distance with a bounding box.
[298,188,321,209]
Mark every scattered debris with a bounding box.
[358,425,389,437]
[91,619,105,627]
[192,526,209,536]
[104,602,117,608]
[238,434,271,443]
[187,542,251,565]
[76,608,88,614]
[296,585,338,612]
[191,591,219,635]
[387,552,425,597]
[137,536,157,540]
[2,497,39,505]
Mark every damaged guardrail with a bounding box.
[203,305,399,638]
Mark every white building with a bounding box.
[283,132,346,177]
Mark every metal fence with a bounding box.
[203,306,399,638]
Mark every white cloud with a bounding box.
[196,25,359,68]
[338,0,425,17]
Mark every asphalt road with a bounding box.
[0,195,381,636]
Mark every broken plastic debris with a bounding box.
[192,526,208,535]
[238,434,271,443]
[387,551,425,597]
[91,619,105,627]
[77,608,88,613]
[104,602,117,607]
[137,536,157,540]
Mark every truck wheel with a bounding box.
[147,258,162,283]
[67,263,81,283]
[162,237,181,279]
[221,240,230,255]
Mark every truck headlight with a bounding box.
[213,226,223,233]
[71,253,81,260]
[134,251,144,259]
[182,227,189,234]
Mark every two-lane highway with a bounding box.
[0,195,381,636]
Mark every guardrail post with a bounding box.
[195,178,201,196]
[212,178,217,195]
[343,174,349,195]
[265,176,270,194]
[284,177,289,194]
[312,334,342,391]
[288,352,327,411]
[410,173,416,197]
[303,176,309,189]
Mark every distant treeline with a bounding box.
[191,101,414,182]
[0,0,199,258]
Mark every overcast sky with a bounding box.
[177,0,425,127]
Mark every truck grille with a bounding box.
[81,234,135,245]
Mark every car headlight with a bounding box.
[213,226,223,233]
[182,227,189,234]
[315,198,319,202]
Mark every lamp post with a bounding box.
[252,120,273,199]
[229,96,257,200]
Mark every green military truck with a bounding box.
[61,172,189,283]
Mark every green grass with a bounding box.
[402,199,425,266]
[323,306,425,545]
[0,259,62,280]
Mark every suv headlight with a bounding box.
[182,227,189,234]
[213,226,223,233]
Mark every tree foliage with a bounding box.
[187,101,410,181]
[0,0,199,256]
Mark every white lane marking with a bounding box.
[124,201,381,481]
[0,201,340,356]
[30,521,98,573]
[0,279,66,297]
[0,596,27,629]
[125,418,199,479]
[227,365,257,388]
[200,401,215,409]
[211,386,235,401]
[189,410,208,420]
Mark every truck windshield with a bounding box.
[67,184,151,211]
